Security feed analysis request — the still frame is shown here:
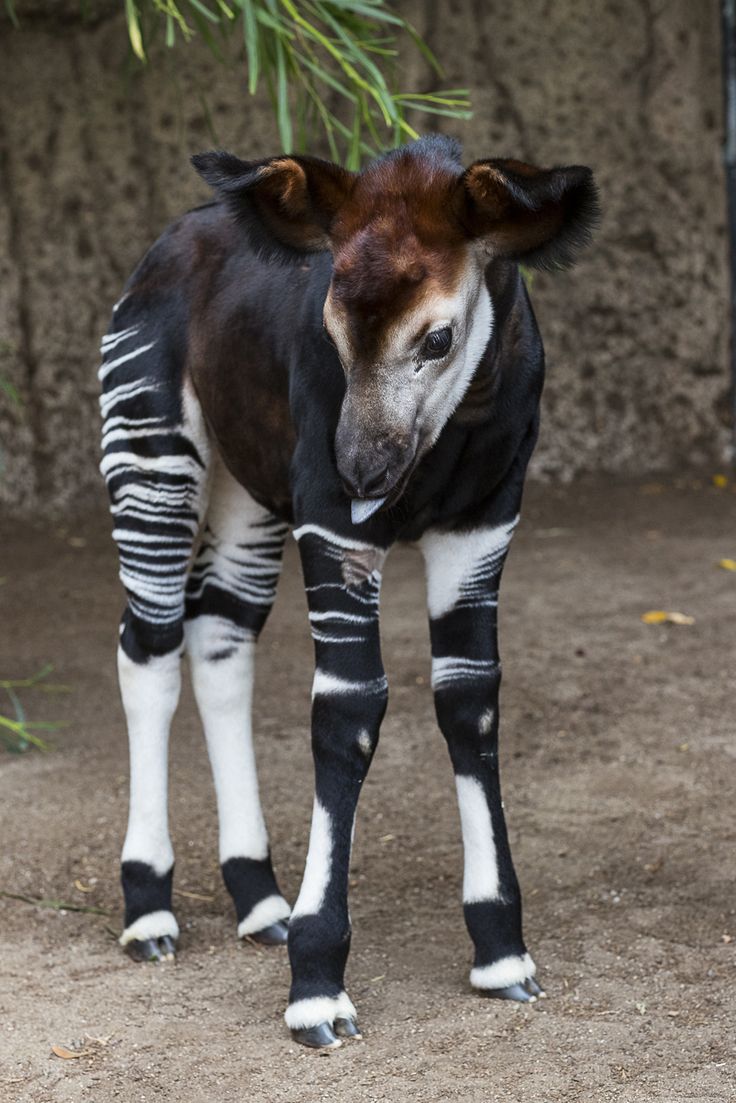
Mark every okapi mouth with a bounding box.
[349,451,420,525]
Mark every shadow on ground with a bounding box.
[0,478,734,1102]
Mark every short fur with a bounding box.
[99,135,598,1043]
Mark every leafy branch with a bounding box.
[124,0,471,167]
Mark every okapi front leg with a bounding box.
[286,524,388,1049]
[421,517,543,1003]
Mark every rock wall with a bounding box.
[0,0,729,514]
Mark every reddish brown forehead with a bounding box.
[328,151,468,340]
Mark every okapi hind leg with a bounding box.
[99,315,210,963]
[185,456,291,946]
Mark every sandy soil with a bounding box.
[1,478,734,1103]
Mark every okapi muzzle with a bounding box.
[333,363,419,518]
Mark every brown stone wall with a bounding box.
[0,0,729,514]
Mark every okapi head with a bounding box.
[193,136,599,521]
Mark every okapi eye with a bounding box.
[422,326,452,360]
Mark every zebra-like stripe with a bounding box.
[99,323,208,631]
[431,655,499,690]
[187,517,288,612]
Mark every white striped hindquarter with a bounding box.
[99,322,211,907]
[99,325,211,639]
[99,315,289,942]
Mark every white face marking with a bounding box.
[382,276,493,452]
[291,799,333,918]
[420,517,519,620]
[326,252,494,470]
[454,775,501,903]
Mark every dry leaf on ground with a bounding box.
[51,1045,90,1060]
[51,1035,112,1061]
[718,559,736,571]
[641,610,695,625]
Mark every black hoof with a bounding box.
[479,977,543,1003]
[334,1017,362,1040]
[247,919,289,946]
[291,1021,342,1050]
[125,935,177,963]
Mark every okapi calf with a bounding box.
[99,135,598,1049]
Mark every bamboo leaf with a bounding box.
[186,0,221,24]
[125,0,146,60]
[404,19,442,76]
[274,33,293,150]
[109,0,473,167]
[240,0,261,93]
[4,0,19,29]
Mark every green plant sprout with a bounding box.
[0,665,69,753]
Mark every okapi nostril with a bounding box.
[359,464,389,497]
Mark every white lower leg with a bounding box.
[186,617,272,864]
[284,991,357,1031]
[454,774,501,904]
[119,645,180,875]
[470,953,536,990]
[291,798,333,919]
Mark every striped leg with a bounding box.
[99,321,210,961]
[184,456,291,945]
[420,517,543,1002]
[285,524,388,1048]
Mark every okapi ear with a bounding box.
[457,159,600,271]
[191,150,356,259]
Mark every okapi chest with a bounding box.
[98,135,598,1048]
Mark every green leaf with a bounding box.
[240,0,261,93]
[274,34,293,150]
[4,0,19,28]
[125,0,146,60]
[186,0,221,24]
[109,0,473,167]
[404,19,442,76]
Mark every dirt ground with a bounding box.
[1,478,734,1103]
